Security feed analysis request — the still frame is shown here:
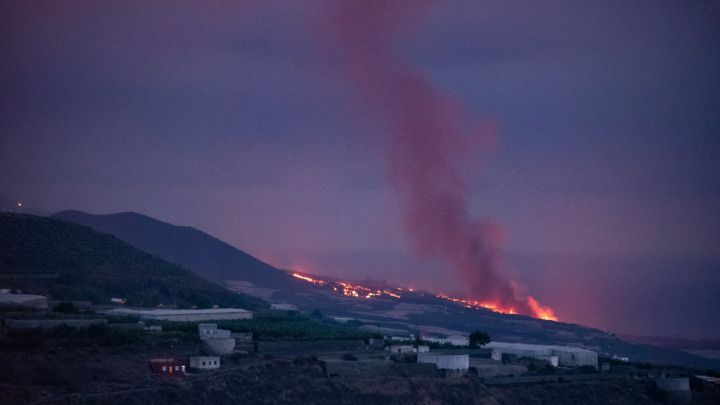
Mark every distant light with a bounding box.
[17,202,22,207]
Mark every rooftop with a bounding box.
[105,308,250,316]
[486,341,595,354]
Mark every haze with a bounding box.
[1,1,718,337]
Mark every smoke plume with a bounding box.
[325,1,554,318]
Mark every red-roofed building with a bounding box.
[148,358,186,377]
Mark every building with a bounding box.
[485,342,598,368]
[270,303,297,311]
[388,345,415,354]
[415,345,430,353]
[104,307,252,322]
[0,292,48,309]
[199,323,235,355]
[198,323,232,338]
[148,358,186,377]
[189,356,220,370]
[423,335,469,347]
[417,353,470,371]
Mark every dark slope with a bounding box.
[0,213,267,310]
[52,210,305,291]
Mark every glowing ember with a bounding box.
[526,296,558,321]
[435,294,517,315]
[291,273,327,286]
[290,272,558,321]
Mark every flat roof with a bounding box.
[0,293,47,303]
[486,341,595,353]
[105,308,250,316]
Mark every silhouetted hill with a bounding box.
[0,213,267,310]
[53,210,306,292]
[49,211,720,369]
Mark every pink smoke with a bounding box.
[324,1,555,319]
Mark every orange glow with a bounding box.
[292,272,402,300]
[289,271,558,321]
[526,296,558,321]
[291,273,327,286]
[435,294,518,315]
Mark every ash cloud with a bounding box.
[324,1,551,317]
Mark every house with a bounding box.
[198,323,232,338]
[148,358,186,377]
[388,345,415,353]
[189,356,220,370]
[198,323,235,355]
[415,345,430,353]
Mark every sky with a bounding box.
[1,1,719,337]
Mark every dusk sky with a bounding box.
[2,1,719,337]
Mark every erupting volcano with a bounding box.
[324,1,555,319]
[291,272,557,321]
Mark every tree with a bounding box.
[469,330,490,348]
[53,301,80,314]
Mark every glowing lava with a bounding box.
[526,296,558,321]
[290,272,558,321]
[291,273,327,286]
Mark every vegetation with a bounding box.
[53,302,81,314]
[0,214,268,310]
[158,311,379,341]
[469,330,491,348]
[0,323,140,350]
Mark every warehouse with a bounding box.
[104,307,252,321]
[485,342,597,368]
[0,292,48,309]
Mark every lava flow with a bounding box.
[292,273,401,299]
[291,272,557,321]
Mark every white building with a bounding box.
[104,308,252,322]
[198,323,231,338]
[0,292,48,309]
[415,345,430,353]
[485,342,598,368]
[388,345,415,354]
[198,323,235,355]
[417,353,469,371]
[423,335,469,347]
[189,356,220,370]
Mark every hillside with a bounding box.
[0,213,268,310]
[53,210,306,293]
[50,211,720,369]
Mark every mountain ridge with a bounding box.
[0,213,267,310]
[52,210,304,291]
[51,210,720,369]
